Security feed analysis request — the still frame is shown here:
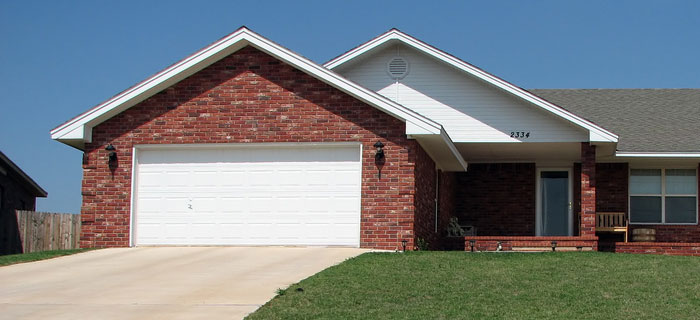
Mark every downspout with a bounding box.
[435,168,439,233]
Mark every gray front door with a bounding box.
[538,169,572,236]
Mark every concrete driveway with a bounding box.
[0,246,368,319]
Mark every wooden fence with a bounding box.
[15,210,81,253]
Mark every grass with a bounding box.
[247,252,700,320]
[0,249,93,266]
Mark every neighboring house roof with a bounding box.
[530,89,700,154]
[50,27,467,171]
[324,29,618,144]
[0,151,48,197]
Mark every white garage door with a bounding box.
[133,144,361,246]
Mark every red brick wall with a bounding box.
[580,143,596,237]
[595,163,628,212]
[453,163,536,236]
[615,242,700,256]
[438,171,457,249]
[80,46,424,250]
[413,146,437,249]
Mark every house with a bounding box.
[51,27,699,254]
[0,151,48,254]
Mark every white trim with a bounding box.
[439,128,468,171]
[617,152,700,158]
[325,29,618,143]
[129,146,138,247]
[51,27,443,148]
[628,167,698,225]
[535,167,574,236]
[356,143,363,247]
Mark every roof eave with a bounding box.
[325,29,619,144]
[0,151,48,198]
[51,27,443,147]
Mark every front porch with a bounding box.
[439,142,602,251]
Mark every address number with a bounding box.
[510,131,531,138]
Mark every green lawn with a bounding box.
[247,252,700,320]
[0,249,92,266]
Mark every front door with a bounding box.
[536,169,573,236]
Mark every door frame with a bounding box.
[535,167,574,236]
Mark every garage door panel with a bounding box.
[134,145,361,246]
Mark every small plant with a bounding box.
[415,237,430,251]
[276,288,287,296]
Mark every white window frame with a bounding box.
[629,167,698,225]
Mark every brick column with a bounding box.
[580,143,596,237]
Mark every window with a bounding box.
[630,169,698,224]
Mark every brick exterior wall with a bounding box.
[80,46,428,250]
[0,169,37,254]
[595,163,628,212]
[580,143,596,237]
[463,236,598,252]
[615,242,700,256]
[413,146,437,250]
[453,163,536,236]
[438,171,457,249]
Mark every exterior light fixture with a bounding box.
[469,239,475,252]
[373,141,385,161]
[401,239,407,252]
[373,141,385,179]
[551,241,558,252]
[106,144,118,169]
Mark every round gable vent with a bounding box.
[387,57,409,80]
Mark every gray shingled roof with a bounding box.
[528,89,700,152]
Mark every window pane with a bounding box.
[630,196,662,223]
[666,169,697,195]
[666,197,697,223]
[630,169,661,194]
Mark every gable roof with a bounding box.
[51,27,446,148]
[324,29,619,144]
[0,151,47,198]
[530,89,700,154]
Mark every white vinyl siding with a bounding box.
[132,144,362,246]
[629,168,698,224]
[335,44,587,143]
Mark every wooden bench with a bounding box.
[596,212,629,242]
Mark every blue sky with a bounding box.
[1,1,699,214]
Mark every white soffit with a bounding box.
[50,27,444,149]
[325,29,619,143]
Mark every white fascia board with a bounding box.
[440,128,468,171]
[52,28,441,148]
[51,30,250,143]
[325,30,619,143]
[616,152,700,158]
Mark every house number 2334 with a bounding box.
[510,131,531,138]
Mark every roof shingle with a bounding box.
[529,89,700,152]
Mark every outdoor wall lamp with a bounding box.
[401,239,407,252]
[374,141,385,179]
[373,141,385,161]
[469,239,476,252]
[551,241,558,252]
[106,144,118,169]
